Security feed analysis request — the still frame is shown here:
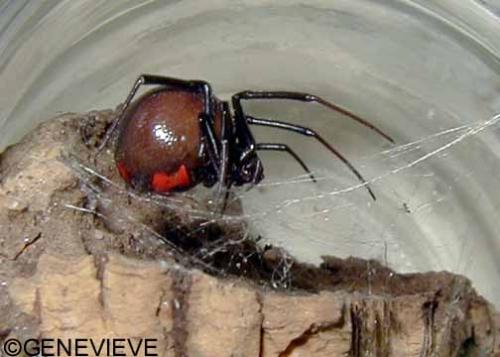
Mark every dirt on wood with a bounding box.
[0,111,498,356]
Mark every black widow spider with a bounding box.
[98,74,393,203]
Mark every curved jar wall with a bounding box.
[1,0,500,305]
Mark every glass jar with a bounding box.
[1,0,499,305]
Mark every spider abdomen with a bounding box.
[115,89,219,192]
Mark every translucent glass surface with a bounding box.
[1,0,500,306]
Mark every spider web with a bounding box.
[65,110,500,301]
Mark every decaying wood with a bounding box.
[0,113,499,356]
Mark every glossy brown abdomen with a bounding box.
[115,89,210,192]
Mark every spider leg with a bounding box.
[97,74,216,156]
[255,143,316,182]
[232,90,394,143]
[213,102,233,214]
[247,116,376,200]
[199,113,221,175]
[230,95,258,162]
[218,102,232,188]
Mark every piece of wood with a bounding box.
[0,113,498,356]
[6,252,499,356]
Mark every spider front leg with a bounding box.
[232,90,394,143]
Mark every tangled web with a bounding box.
[64,111,500,298]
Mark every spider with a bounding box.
[98,74,393,202]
